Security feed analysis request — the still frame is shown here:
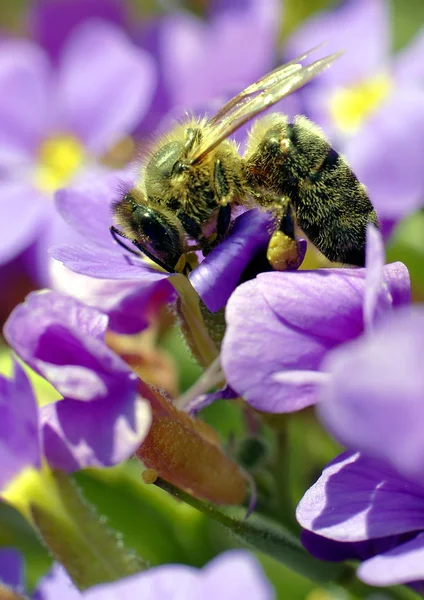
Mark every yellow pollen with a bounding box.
[35,134,84,193]
[330,73,392,134]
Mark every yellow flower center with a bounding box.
[329,73,392,134]
[35,134,85,193]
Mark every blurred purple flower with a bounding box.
[29,0,127,62]
[138,0,298,136]
[297,307,424,589]
[285,0,424,228]
[6,549,273,599]
[220,226,410,413]
[0,19,156,284]
[3,291,151,472]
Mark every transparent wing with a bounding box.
[188,49,342,164]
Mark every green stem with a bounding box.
[271,426,297,530]
[155,478,347,584]
[155,479,421,600]
[171,274,219,368]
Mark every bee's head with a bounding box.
[112,191,185,272]
[144,128,216,214]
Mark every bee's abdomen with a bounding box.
[245,114,378,267]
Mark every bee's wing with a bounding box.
[188,50,341,164]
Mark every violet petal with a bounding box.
[54,170,135,250]
[358,532,424,587]
[0,39,51,156]
[51,262,175,334]
[189,209,275,313]
[30,0,126,63]
[363,224,391,330]
[54,20,156,154]
[0,548,23,590]
[41,393,151,471]
[33,562,83,599]
[0,360,41,490]
[83,550,273,599]
[0,182,48,266]
[296,451,424,542]
[346,88,424,222]
[3,291,136,402]
[319,306,424,487]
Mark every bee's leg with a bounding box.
[262,197,301,271]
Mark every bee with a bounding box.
[112,49,378,275]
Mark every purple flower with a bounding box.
[138,0,295,136]
[50,171,176,334]
[0,360,40,491]
[5,549,273,599]
[285,0,424,227]
[0,19,156,284]
[3,291,151,472]
[220,226,410,413]
[296,307,424,589]
[29,0,127,62]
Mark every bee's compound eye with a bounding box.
[132,206,183,270]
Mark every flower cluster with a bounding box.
[2,291,151,475]
[297,306,424,590]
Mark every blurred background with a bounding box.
[0,1,423,598]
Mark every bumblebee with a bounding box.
[112,49,378,274]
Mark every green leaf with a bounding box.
[30,470,145,589]
[73,461,219,567]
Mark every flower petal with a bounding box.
[51,242,170,282]
[0,182,48,266]
[221,263,407,412]
[296,451,424,542]
[189,209,275,313]
[0,548,23,590]
[319,306,424,487]
[55,20,156,154]
[0,40,51,157]
[363,224,390,330]
[358,532,424,587]
[51,261,175,334]
[195,550,274,600]
[30,0,126,63]
[55,170,135,249]
[160,0,280,109]
[300,529,409,564]
[0,361,41,491]
[346,88,424,221]
[33,562,83,599]
[42,393,151,471]
[3,291,136,402]
[83,550,273,600]
[284,0,390,103]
